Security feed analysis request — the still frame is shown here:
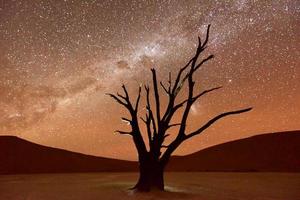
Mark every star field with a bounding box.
[0,0,299,160]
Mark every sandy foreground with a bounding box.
[0,172,299,200]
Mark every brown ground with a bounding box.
[0,172,299,200]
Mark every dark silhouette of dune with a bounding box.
[0,130,299,174]
[167,130,300,172]
[0,136,137,174]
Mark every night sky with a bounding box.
[0,0,299,160]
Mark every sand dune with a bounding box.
[168,130,300,172]
[1,130,299,174]
[0,136,137,174]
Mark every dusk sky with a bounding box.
[0,0,299,160]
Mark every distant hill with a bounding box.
[167,130,300,172]
[0,136,137,174]
[0,130,299,174]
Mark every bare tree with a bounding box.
[107,25,252,192]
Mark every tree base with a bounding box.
[133,163,165,192]
[132,182,164,192]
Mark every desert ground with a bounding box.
[0,172,299,200]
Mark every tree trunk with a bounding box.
[133,158,165,192]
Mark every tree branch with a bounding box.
[141,115,152,148]
[201,24,211,49]
[193,86,222,101]
[151,68,161,123]
[115,130,132,136]
[106,93,127,108]
[121,117,131,123]
[171,58,193,95]
[176,86,222,107]
[185,107,253,140]
[167,123,181,129]
[145,85,157,136]
[135,86,142,111]
[122,84,129,99]
[160,81,169,95]
[116,92,127,101]
[168,72,172,93]
[195,54,214,71]
[176,25,213,138]
[108,85,148,157]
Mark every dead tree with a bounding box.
[107,25,252,192]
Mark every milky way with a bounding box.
[0,0,299,160]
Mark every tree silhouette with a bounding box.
[107,25,252,192]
